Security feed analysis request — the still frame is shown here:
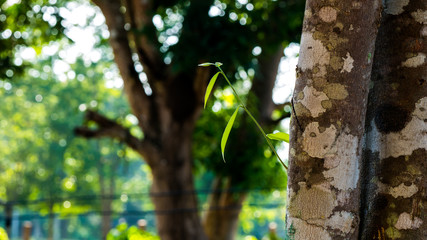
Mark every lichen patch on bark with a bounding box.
[288,218,332,240]
[411,9,427,24]
[304,8,313,19]
[326,211,354,234]
[384,0,410,15]
[323,83,348,100]
[413,97,427,119]
[401,53,426,68]
[288,183,336,220]
[395,212,423,230]
[300,86,330,117]
[302,122,337,158]
[341,52,354,73]
[323,132,359,190]
[318,6,337,23]
[377,182,419,198]
[298,32,330,71]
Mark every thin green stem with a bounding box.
[217,66,288,170]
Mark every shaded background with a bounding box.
[0,0,304,239]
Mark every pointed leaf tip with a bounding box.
[267,132,290,143]
[221,107,240,162]
[198,62,214,67]
[204,72,220,109]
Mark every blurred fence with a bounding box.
[0,187,287,239]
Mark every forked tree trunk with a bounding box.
[86,0,209,238]
[286,1,382,239]
[361,1,427,238]
[203,177,247,240]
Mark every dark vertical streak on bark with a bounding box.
[361,1,427,239]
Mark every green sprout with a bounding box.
[199,62,289,170]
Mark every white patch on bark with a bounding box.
[336,191,351,206]
[318,6,337,23]
[302,122,337,158]
[384,0,410,15]
[341,52,354,73]
[377,182,418,198]
[401,53,426,68]
[288,218,332,240]
[300,86,329,117]
[421,26,427,37]
[413,97,427,119]
[323,132,359,190]
[395,212,423,230]
[411,10,427,24]
[298,32,330,71]
[365,97,427,159]
[326,211,354,234]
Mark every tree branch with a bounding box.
[74,110,146,153]
[92,0,153,133]
[125,0,168,81]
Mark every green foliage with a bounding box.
[285,223,296,240]
[107,223,159,240]
[0,0,68,79]
[169,0,304,73]
[194,63,289,190]
[200,62,287,169]
[0,30,147,237]
[266,132,289,143]
[0,227,8,240]
[221,106,241,162]
[204,72,221,108]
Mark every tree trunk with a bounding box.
[203,177,247,240]
[361,1,427,239]
[98,156,114,240]
[286,1,382,239]
[149,120,207,240]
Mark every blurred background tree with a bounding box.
[0,0,304,239]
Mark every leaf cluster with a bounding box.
[0,0,68,80]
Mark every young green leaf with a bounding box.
[204,72,220,108]
[198,62,214,67]
[221,107,240,162]
[267,132,289,143]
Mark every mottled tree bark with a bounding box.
[287,1,382,239]
[361,1,427,239]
